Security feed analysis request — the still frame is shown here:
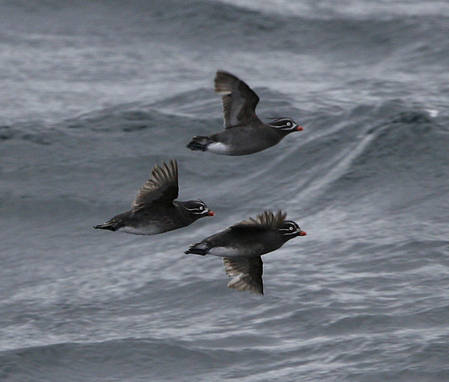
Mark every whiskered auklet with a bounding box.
[185,210,306,294]
[187,71,304,155]
[94,160,214,235]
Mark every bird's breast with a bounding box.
[208,247,243,257]
[208,245,263,258]
[207,142,231,154]
[118,224,165,235]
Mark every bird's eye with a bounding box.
[289,226,294,231]
[199,206,204,211]
[286,122,291,126]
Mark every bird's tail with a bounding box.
[185,242,209,255]
[187,136,214,151]
[93,221,119,232]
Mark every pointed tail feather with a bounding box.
[185,242,209,255]
[93,222,118,231]
[187,136,214,152]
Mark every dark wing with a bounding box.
[132,160,178,209]
[214,71,260,128]
[223,257,263,295]
[231,210,287,231]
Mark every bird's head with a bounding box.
[268,118,303,134]
[182,200,214,220]
[278,220,307,241]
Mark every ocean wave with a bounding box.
[0,338,231,381]
[2,98,446,205]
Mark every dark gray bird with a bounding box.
[185,210,306,294]
[187,71,304,155]
[94,160,214,235]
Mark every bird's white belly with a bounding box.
[208,247,242,258]
[119,225,163,235]
[207,142,230,154]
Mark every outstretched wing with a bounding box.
[231,210,287,231]
[223,256,263,295]
[132,160,178,209]
[214,71,260,128]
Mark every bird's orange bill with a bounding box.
[296,126,304,131]
[298,230,307,236]
[208,211,215,216]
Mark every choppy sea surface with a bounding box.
[1,1,448,381]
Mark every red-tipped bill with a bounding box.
[208,211,215,216]
[298,230,307,236]
[296,126,304,131]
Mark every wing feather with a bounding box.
[231,210,287,231]
[223,257,263,295]
[214,71,260,128]
[132,160,178,209]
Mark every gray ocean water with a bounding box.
[1,1,449,381]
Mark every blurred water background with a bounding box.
[1,1,448,381]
